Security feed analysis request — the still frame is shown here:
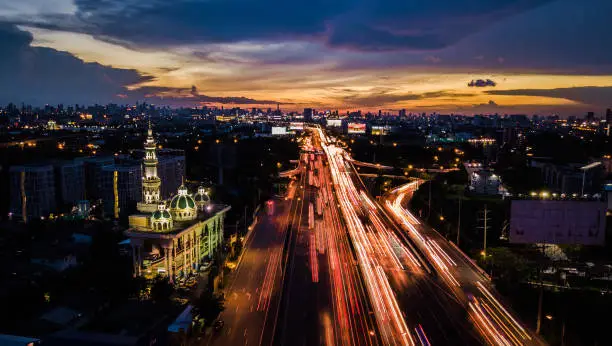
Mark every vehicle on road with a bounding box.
[213,320,224,332]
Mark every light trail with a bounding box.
[310,135,380,346]
[316,127,416,345]
[383,180,544,346]
[310,232,319,283]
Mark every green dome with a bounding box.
[170,195,195,209]
[194,192,210,203]
[152,209,171,220]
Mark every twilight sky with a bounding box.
[0,0,611,115]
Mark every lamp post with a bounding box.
[580,161,601,196]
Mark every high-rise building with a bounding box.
[54,160,85,207]
[158,154,186,199]
[303,108,313,122]
[586,111,595,121]
[76,156,114,200]
[399,109,407,117]
[9,164,56,221]
[606,108,612,123]
[101,163,142,218]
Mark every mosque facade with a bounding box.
[125,126,230,282]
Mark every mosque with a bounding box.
[125,126,230,282]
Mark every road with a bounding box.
[206,179,295,345]
[209,127,540,345]
[316,128,481,345]
[383,180,545,346]
[208,135,381,346]
[275,136,380,346]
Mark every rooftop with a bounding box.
[126,204,230,238]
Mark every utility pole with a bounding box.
[427,181,432,219]
[536,242,544,335]
[477,204,491,255]
[536,284,543,334]
[456,195,462,246]
[483,204,488,253]
[244,205,248,235]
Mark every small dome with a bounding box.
[170,194,196,209]
[169,185,197,221]
[194,186,210,204]
[152,209,171,220]
[150,204,172,231]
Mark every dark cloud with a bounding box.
[468,79,497,87]
[446,0,612,74]
[0,23,149,106]
[20,0,551,52]
[0,24,284,106]
[424,56,442,64]
[486,86,612,106]
[126,86,282,106]
[338,90,471,107]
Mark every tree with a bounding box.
[150,276,174,304]
[192,290,225,325]
[483,247,533,291]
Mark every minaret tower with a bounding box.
[138,120,162,212]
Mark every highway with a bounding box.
[209,127,540,345]
[206,176,296,345]
[209,135,382,346]
[275,136,381,346]
[316,128,481,345]
[383,180,545,346]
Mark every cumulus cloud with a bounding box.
[468,79,497,87]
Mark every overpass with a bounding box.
[348,158,394,170]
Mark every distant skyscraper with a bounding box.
[399,109,407,117]
[303,108,313,121]
[586,111,595,121]
[9,164,56,222]
[606,108,612,123]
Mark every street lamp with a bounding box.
[580,161,601,196]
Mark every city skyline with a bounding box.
[0,0,611,115]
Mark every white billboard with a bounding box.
[271,126,288,135]
[289,122,304,131]
[326,119,342,127]
[347,123,366,134]
[509,200,606,245]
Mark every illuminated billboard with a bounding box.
[371,125,390,136]
[289,122,304,131]
[509,200,606,245]
[271,126,288,135]
[347,123,366,134]
[326,119,342,127]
